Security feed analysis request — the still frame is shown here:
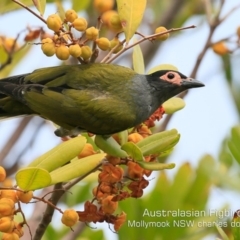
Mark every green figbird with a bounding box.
[0,63,204,136]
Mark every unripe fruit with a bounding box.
[109,13,122,32]
[2,232,19,240]
[69,44,82,58]
[61,209,79,227]
[101,195,118,214]
[101,10,117,26]
[72,17,88,32]
[16,191,33,203]
[93,0,114,14]
[0,217,14,233]
[41,38,55,57]
[85,27,99,40]
[96,37,110,51]
[78,143,95,158]
[212,41,230,55]
[65,9,78,23]
[0,198,15,217]
[128,133,144,143]
[81,45,92,60]
[154,26,169,41]
[0,166,6,182]
[0,190,17,203]
[110,37,123,53]
[46,14,62,32]
[56,44,70,60]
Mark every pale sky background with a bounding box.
[0,1,240,239]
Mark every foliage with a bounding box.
[0,0,240,240]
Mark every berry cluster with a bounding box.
[0,166,31,240]
[75,123,158,231]
[41,4,124,61]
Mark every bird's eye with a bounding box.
[167,73,175,79]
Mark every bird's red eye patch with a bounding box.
[160,71,182,86]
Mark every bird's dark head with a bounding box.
[146,70,204,104]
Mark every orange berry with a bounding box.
[16,191,33,203]
[78,143,95,158]
[65,9,78,23]
[69,44,82,58]
[85,27,99,40]
[81,45,92,60]
[114,212,127,231]
[61,209,79,227]
[0,217,14,233]
[3,38,19,52]
[0,166,6,182]
[128,133,143,143]
[96,37,110,51]
[212,41,231,55]
[1,232,19,240]
[0,190,17,203]
[154,26,169,41]
[93,0,114,14]
[101,195,118,214]
[72,17,88,31]
[0,198,15,217]
[127,161,143,179]
[41,38,55,57]
[13,223,24,238]
[56,44,70,60]
[46,14,62,32]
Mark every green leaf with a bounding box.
[0,44,32,78]
[148,64,178,74]
[162,97,186,114]
[50,153,105,184]
[136,129,180,156]
[121,142,144,161]
[95,135,128,158]
[72,0,91,12]
[16,167,51,190]
[117,0,146,42]
[32,0,46,16]
[215,223,230,240]
[137,161,175,170]
[28,136,86,171]
[132,43,144,74]
[115,130,128,145]
[228,126,240,164]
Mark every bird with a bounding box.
[0,63,204,137]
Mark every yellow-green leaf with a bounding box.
[95,135,128,158]
[162,97,186,114]
[117,0,146,42]
[16,167,51,191]
[50,153,105,184]
[28,136,86,172]
[121,142,144,161]
[148,64,178,74]
[136,129,180,156]
[138,161,175,170]
[32,0,46,16]
[132,43,144,74]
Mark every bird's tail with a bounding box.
[0,74,34,118]
[0,95,33,119]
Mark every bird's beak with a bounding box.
[181,78,205,88]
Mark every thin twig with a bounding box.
[12,0,47,24]
[102,25,195,64]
